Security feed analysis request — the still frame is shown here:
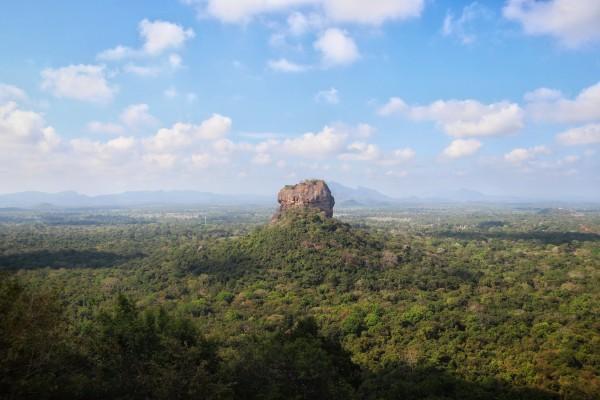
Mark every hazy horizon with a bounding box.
[1,1,599,199]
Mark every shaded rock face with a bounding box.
[272,180,335,221]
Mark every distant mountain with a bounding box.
[0,190,271,209]
[328,182,396,206]
[0,186,594,209]
[0,191,91,208]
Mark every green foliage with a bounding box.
[1,206,599,399]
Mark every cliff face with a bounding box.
[272,180,335,221]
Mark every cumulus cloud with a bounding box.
[503,0,600,47]
[556,123,600,145]
[355,123,376,138]
[123,64,161,77]
[120,104,159,130]
[143,153,177,169]
[97,20,194,77]
[191,152,229,168]
[41,64,116,103]
[523,87,562,102]
[442,2,490,44]
[287,11,324,36]
[87,121,126,135]
[144,114,232,152]
[252,152,272,165]
[379,97,524,137]
[140,19,195,55]
[390,147,415,163]
[339,141,381,161]
[282,125,347,157]
[268,58,309,72]
[97,45,135,61]
[0,102,60,152]
[87,104,158,136]
[0,83,27,103]
[339,143,415,165]
[442,139,481,158]
[71,136,136,156]
[187,0,424,25]
[323,0,424,25]
[314,28,359,67]
[377,97,407,116]
[504,145,550,164]
[315,87,339,104]
[525,81,600,123]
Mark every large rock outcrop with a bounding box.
[272,179,335,221]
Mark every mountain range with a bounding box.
[0,183,594,209]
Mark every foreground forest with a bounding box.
[1,205,599,399]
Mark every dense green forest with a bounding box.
[1,206,599,399]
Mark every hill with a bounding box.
[1,206,598,398]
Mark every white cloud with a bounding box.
[140,19,195,55]
[392,147,415,162]
[70,136,136,157]
[442,139,481,158]
[523,87,562,102]
[339,141,381,161]
[87,121,125,135]
[120,104,159,130]
[504,145,550,164]
[41,64,116,103]
[143,153,177,168]
[380,97,524,137]
[268,58,309,72]
[145,124,194,152]
[282,125,347,157]
[0,83,27,103]
[526,82,600,123]
[314,28,359,67]
[287,11,324,35]
[196,0,308,23]
[190,0,423,25]
[503,0,600,47]
[323,0,424,24]
[106,136,136,151]
[86,104,158,136]
[0,102,60,152]
[355,123,376,138]
[557,123,600,145]
[315,87,339,104]
[252,152,272,165]
[288,12,310,35]
[442,2,489,44]
[97,45,135,61]
[378,97,407,116]
[123,64,161,77]
[144,114,232,152]
[191,152,228,168]
[97,19,194,63]
[196,113,232,140]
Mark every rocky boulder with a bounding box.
[272,179,335,221]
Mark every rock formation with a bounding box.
[272,179,335,221]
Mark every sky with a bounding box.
[0,0,599,200]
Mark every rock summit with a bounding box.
[272,179,335,221]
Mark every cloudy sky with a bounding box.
[1,0,599,199]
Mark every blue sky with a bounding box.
[1,0,599,199]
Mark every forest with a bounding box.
[1,205,599,399]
